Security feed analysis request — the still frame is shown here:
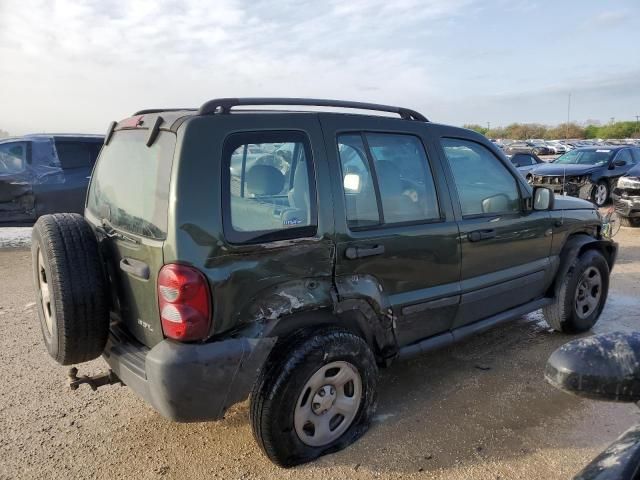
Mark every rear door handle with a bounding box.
[119,257,150,280]
[468,229,496,242]
[345,245,385,260]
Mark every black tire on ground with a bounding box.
[31,213,110,365]
[543,249,610,333]
[250,327,378,467]
[620,216,640,228]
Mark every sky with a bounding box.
[0,0,639,135]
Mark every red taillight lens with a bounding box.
[157,264,211,341]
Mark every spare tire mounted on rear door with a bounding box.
[31,213,110,365]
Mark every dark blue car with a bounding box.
[529,146,640,206]
[0,134,103,225]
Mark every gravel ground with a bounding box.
[0,227,639,479]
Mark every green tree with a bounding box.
[462,124,488,135]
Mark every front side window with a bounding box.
[614,149,633,166]
[0,142,27,175]
[337,132,440,228]
[442,138,520,217]
[511,154,536,167]
[224,131,317,243]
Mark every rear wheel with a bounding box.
[543,249,609,333]
[31,213,110,365]
[250,327,378,467]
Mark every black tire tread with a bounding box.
[250,327,377,467]
[32,213,109,365]
[543,249,609,333]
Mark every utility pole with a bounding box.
[487,121,490,133]
[566,93,571,140]
[635,115,639,137]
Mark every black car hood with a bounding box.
[624,164,640,178]
[553,194,595,210]
[531,163,602,176]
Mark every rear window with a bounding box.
[87,130,175,240]
[55,141,101,169]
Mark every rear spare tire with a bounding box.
[31,213,109,365]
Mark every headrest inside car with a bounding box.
[246,164,285,196]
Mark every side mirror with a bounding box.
[613,159,627,168]
[533,186,554,210]
[545,332,640,403]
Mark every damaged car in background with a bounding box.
[612,163,640,227]
[528,146,640,207]
[0,134,103,225]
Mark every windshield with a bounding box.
[87,130,175,240]
[554,149,613,166]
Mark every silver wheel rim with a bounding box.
[294,361,362,447]
[595,184,607,205]
[37,250,54,336]
[575,266,602,319]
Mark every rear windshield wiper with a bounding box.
[100,218,140,245]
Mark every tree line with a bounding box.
[463,121,640,140]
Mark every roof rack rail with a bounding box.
[133,108,197,115]
[197,98,428,122]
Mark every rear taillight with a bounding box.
[157,264,211,341]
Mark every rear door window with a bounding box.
[87,131,175,240]
[223,131,317,244]
[55,141,101,169]
[337,132,440,228]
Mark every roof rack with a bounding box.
[196,98,428,122]
[133,108,197,115]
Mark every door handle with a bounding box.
[345,245,385,260]
[119,257,150,280]
[468,229,496,242]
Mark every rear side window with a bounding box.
[0,142,27,175]
[223,131,317,244]
[442,138,520,217]
[87,130,175,240]
[55,141,101,169]
[337,132,440,229]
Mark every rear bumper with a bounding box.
[103,327,276,422]
[612,192,640,218]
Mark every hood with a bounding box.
[553,194,595,211]
[531,163,601,177]
[623,164,640,178]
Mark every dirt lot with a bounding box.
[1,228,639,480]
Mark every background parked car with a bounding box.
[503,141,553,156]
[507,152,545,177]
[0,134,103,225]
[529,146,640,206]
[612,163,640,227]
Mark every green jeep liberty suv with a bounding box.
[31,98,617,467]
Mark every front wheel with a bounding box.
[250,327,378,467]
[591,181,609,207]
[543,249,610,333]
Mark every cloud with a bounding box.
[0,0,476,133]
[584,10,629,28]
